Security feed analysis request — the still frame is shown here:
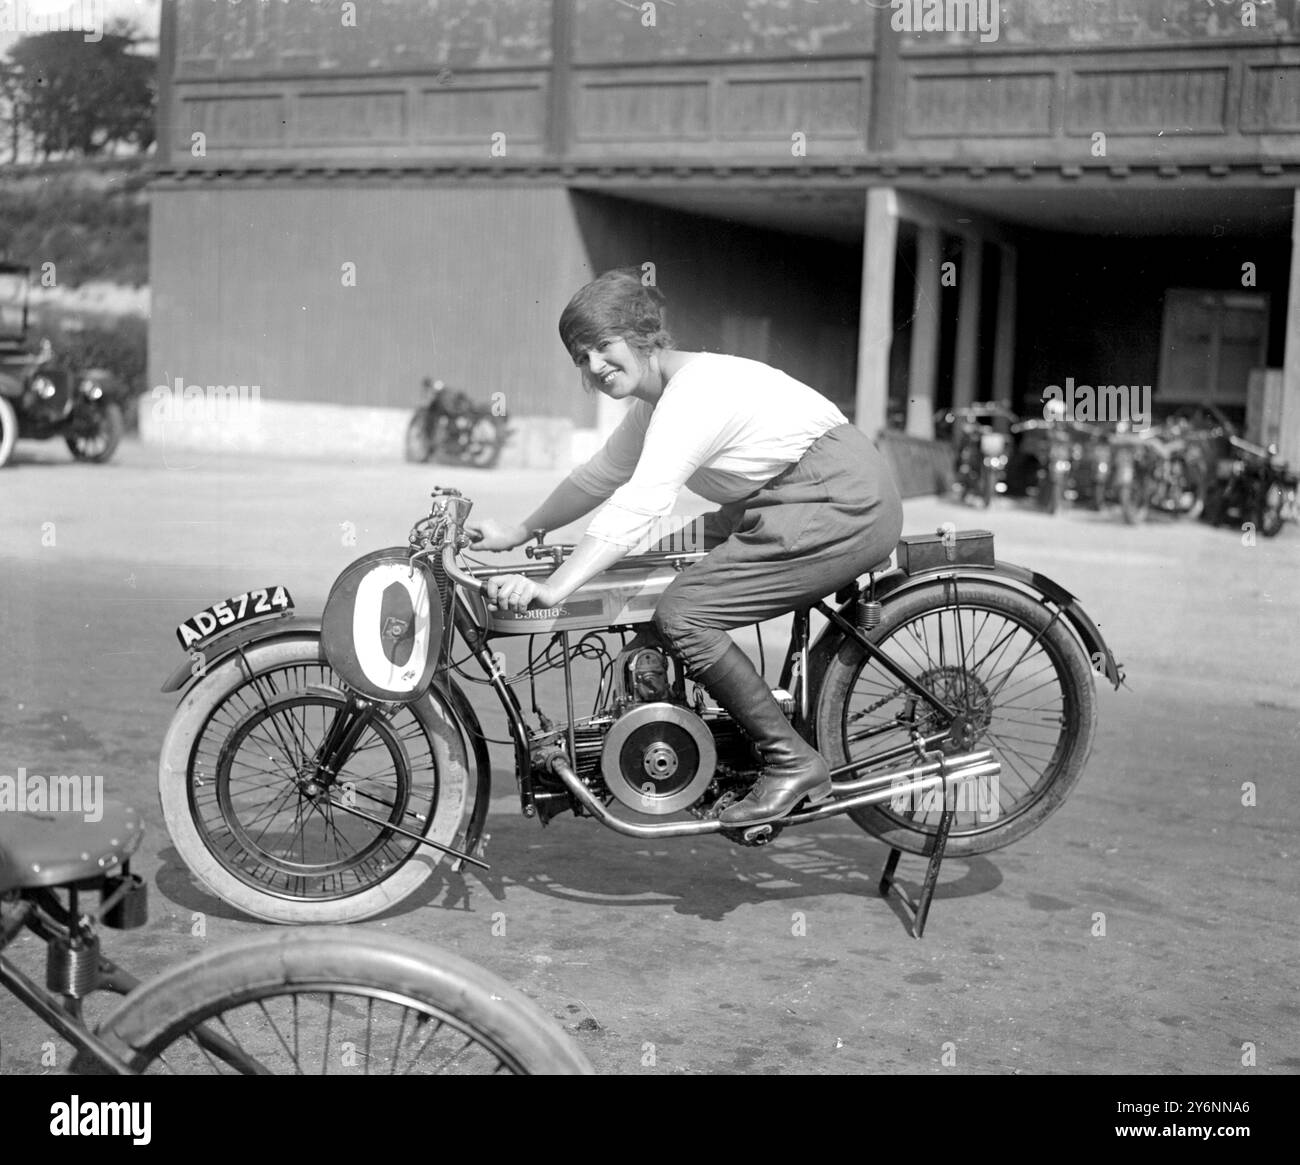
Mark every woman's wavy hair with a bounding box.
[558,268,674,365]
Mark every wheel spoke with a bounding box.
[834,596,1086,843]
[186,668,436,902]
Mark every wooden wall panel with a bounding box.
[177,95,285,148]
[574,81,711,140]
[905,73,1053,137]
[296,93,406,143]
[1243,64,1300,131]
[149,186,595,421]
[414,85,546,141]
[722,77,865,136]
[1068,67,1229,133]
[163,1,1300,165]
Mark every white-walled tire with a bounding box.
[0,396,17,468]
[159,635,471,924]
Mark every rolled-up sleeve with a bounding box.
[584,399,718,550]
[567,402,650,499]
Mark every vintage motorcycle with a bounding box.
[156,488,1124,926]
[1009,415,1075,514]
[1204,434,1298,538]
[0,264,124,468]
[405,377,512,469]
[936,403,1016,508]
[1111,418,1209,525]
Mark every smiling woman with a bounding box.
[466,268,905,828]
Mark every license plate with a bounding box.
[176,587,293,650]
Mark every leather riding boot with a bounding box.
[694,642,833,827]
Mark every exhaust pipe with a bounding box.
[546,751,1001,841]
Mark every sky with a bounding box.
[0,0,161,53]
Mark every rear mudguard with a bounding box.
[809,560,1125,700]
[160,614,493,859]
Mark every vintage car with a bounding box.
[0,263,124,468]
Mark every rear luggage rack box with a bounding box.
[896,529,995,574]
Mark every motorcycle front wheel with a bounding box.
[83,929,593,1075]
[814,580,1097,856]
[0,395,16,467]
[158,635,472,923]
[66,401,123,463]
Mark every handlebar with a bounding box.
[440,545,489,596]
[418,491,709,608]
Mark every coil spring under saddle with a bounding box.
[46,934,101,998]
[856,598,883,630]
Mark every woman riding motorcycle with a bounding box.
[468,270,904,827]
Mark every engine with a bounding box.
[541,641,777,817]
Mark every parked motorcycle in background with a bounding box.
[1011,406,1075,514]
[405,377,512,469]
[1112,414,1209,525]
[1070,422,1114,511]
[936,403,1016,508]
[1204,434,1299,538]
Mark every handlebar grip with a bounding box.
[440,545,489,596]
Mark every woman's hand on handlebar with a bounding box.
[485,573,556,613]
[466,518,528,552]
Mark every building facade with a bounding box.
[147,0,1300,472]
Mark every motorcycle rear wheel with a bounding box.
[1258,482,1285,538]
[405,415,433,463]
[814,580,1096,856]
[83,929,592,1075]
[158,636,471,923]
[464,416,505,469]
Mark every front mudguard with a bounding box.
[809,561,1126,704]
[160,614,494,860]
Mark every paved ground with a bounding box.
[1,436,1297,1076]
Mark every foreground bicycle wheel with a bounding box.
[815,580,1096,856]
[85,929,593,1075]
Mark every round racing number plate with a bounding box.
[321,547,444,703]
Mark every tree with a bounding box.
[5,25,155,161]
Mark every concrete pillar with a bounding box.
[905,224,942,438]
[953,234,983,409]
[991,243,1018,407]
[855,187,899,437]
[1280,192,1300,468]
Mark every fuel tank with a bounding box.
[484,563,681,635]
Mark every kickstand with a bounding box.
[878,773,955,939]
